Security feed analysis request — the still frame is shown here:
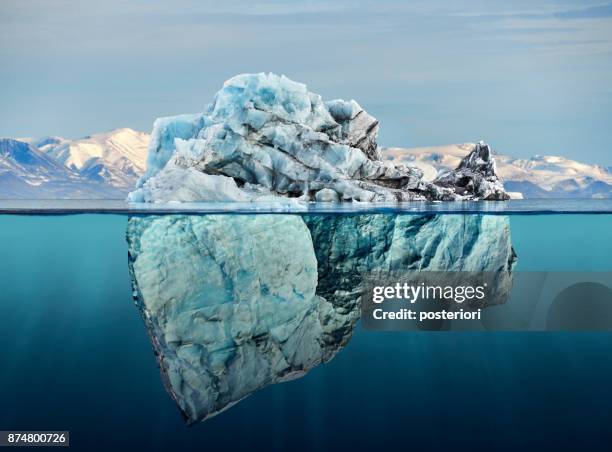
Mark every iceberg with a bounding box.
[124,73,515,424]
[128,73,509,203]
[127,213,516,424]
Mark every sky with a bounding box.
[1,0,611,164]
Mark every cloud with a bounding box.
[446,1,612,19]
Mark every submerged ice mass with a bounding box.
[128,73,509,203]
[127,213,516,424]
[127,215,355,423]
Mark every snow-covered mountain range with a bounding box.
[1,128,147,199]
[0,138,124,199]
[37,128,148,188]
[1,129,610,199]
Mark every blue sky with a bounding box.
[1,0,611,164]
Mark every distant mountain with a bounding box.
[383,144,612,199]
[1,131,610,200]
[31,136,66,153]
[40,128,149,190]
[0,138,122,199]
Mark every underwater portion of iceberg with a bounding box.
[128,73,509,203]
[305,214,516,317]
[127,213,516,424]
[127,214,355,424]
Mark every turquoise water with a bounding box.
[0,213,611,450]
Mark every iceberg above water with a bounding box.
[127,213,516,424]
[128,73,509,203]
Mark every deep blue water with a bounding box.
[0,213,611,451]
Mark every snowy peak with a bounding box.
[32,136,67,154]
[1,128,151,198]
[44,128,148,170]
[43,128,149,188]
[0,138,124,199]
[0,138,70,180]
[502,154,612,189]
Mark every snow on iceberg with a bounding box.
[129,73,509,202]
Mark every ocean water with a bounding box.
[1,205,612,451]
